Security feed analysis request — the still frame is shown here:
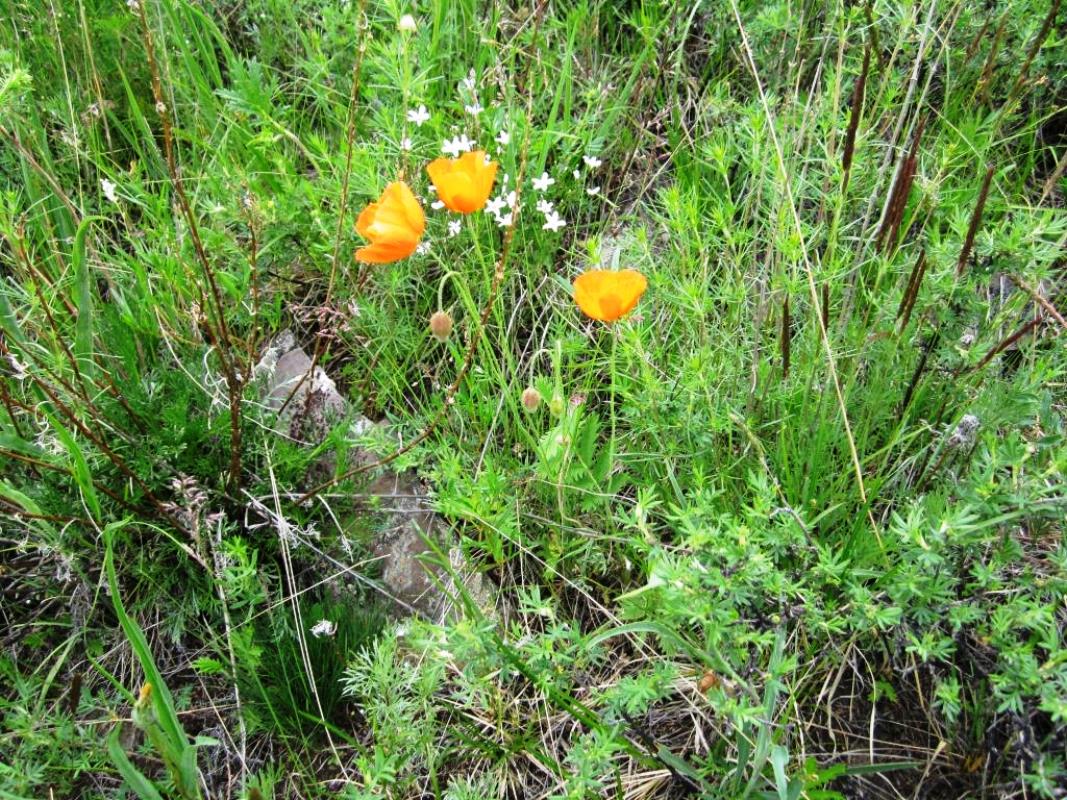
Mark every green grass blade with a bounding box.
[107,724,166,800]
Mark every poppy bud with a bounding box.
[548,393,565,416]
[521,386,541,411]
[429,310,453,342]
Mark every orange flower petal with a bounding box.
[355,240,418,264]
[573,269,648,323]
[427,151,497,214]
[354,181,424,264]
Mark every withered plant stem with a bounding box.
[135,1,244,492]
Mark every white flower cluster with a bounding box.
[442,133,474,157]
[581,154,602,197]
[531,171,565,232]
[310,619,337,638]
[484,174,518,228]
[459,69,482,117]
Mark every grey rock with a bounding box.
[258,332,494,623]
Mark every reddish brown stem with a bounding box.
[956,164,994,277]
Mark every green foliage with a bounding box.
[1,0,1064,797]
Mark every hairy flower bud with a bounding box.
[429,310,453,343]
[398,14,417,32]
[521,386,541,411]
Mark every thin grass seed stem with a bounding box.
[730,0,885,555]
[1009,277,1067,332]
[135,0,243,492]
[610,325,618,469]
[278,0,371,422]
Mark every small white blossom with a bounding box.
[503,190,517,209]
[542,210,566,232]
[485,195,507,217]
[461,69,477,92]
[442,134,473,157]
[100,178,118,203]
[448,219,462,237]
[464,100,483,116]
[155,101,167,115]
[416,241,431,255]
[398,14,417,32]
[496,211,513,227]
[583,155,602,169]
[400,137,412,151]
[536,198,555,214]
[406,105,430,127]
[586,186,601,196]
[310,619,336,638]
[127,0,139,10]
[572,169,581,180]
[431,200,445,210]
[532,172,555,192]
[496,129,510,146]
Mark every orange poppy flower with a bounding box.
[426,151,498,214]
[573,269,648,323]
[355,181,425,264]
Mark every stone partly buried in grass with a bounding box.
[258,331,493,622]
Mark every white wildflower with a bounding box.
[442,134,473,157]
[400,136,412,151]
[431,200,445,210]
[461,69,477,92]
[583,155,602,169]
[496,211,513,227]
[464,100,483,116]
[532,172,555,192]
[536,198,554,214]
[406,105,430,127]
[310,619,337,638]
[572,169,581,180]
[542,210,566,232]
[100,178,118,203]
[586,186,601,196]
[448,219,462,237]
[416,241,431,255]
[485,195,507,217]
[496,129,510,146]
[398,14,417,32]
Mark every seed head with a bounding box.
[521,386,541,411]
[429,310,453,343]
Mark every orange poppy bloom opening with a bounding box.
[355,181,425,264]
[573,269,648,323]
[426,151,498,214]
